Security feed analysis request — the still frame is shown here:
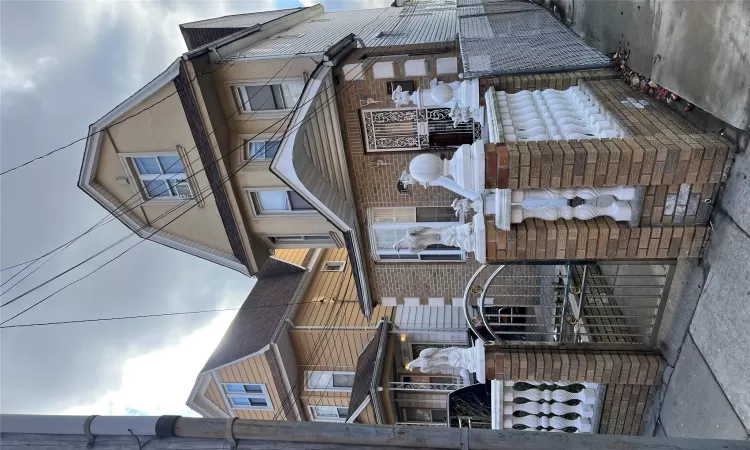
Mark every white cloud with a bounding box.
[64,310,236,416]
[0,56,57,94]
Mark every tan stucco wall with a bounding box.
[94,83,233,255]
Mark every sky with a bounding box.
[0,0,389,416]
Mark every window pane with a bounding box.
[225,384,244,393]
[304,235,332,241]
[332,373,354,388]
[256,191,289,212]
[134,157,161,175]
[244,384,263,394]
[416,206,458,223]
[281,82,303,108]
[263,140,281,158]
[270,85,286,109]
[288,191,313,211]
[432,409,447,422]
[248,397,268,407]
[314,406,338,418]
[379,254,419,260]
[246,85,277,111]
[231,397,250,406]
[158,155,184,173]
[420,253,462,261]
[337,407,349,418]
[145,180,170,198]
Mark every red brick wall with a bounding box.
[487,348,664,435]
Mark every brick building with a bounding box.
[78,0,736,436]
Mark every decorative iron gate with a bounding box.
[463,262,674,348]
[361,107,481,152]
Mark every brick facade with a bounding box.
[335,42,485,303]
[483,75,734,263]
[487,348,664,435]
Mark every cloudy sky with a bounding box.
[0,0,388,416]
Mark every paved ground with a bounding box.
[655,145,750,440]
[558,0,750,439]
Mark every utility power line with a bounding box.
[0,299,358,330]
[0,1,419,326]
[0,61,233,177]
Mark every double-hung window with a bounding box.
[248,189,315,216]
[127,154,192,200]
[222,383,273,411]
[305,371,355,392]
[233,81,304,114]
[369,206,464,262]
[309,405,349,422]
[243,138,282,161]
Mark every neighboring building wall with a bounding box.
[274,248,314,267]
[486,349,664,435]
[335,42,484,304]
[482,73,734,263]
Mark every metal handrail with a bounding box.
[478,265,507,345]
[462,264,488,343]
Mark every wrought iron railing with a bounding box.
[390,381,463,392]
[463,262,674,348]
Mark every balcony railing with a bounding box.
[390,381,463,392]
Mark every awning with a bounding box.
[346,321,390,423]
[269,57,372,319]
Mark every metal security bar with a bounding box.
[463,263,675,349]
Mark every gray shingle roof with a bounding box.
[179,8,301,50]
[200,257,305,373]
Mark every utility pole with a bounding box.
[2,415,749,450]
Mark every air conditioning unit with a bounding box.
[174,181,193,200]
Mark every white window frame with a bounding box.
[322,261,346,272]
[221,383,273,411]
[245,187,317,218]
[264,234,335,249]
[239,133,283,162]
[228,78,304,119]
[118,152,193,203]
[368,207,465,263]
[305,371,355,392]
[308,405,349,422]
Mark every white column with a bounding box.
[511,201,632,223]
[512,186,637,202]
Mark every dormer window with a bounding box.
[126,154,193,200]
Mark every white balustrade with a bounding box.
[485,85,622,143]
[493,380,600,434]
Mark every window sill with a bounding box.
[236,110,292,120]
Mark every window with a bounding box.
[322,261,346,272]
[267,235,334,248]
[305,371,355,392]
[233,81,304,113]
[401,407,447,424]
[127,154,192,200]
[221,383,272,410]
[309,405,349,422]
[249,190,314,215]
[369,206,464,262]
[244,139,282,161]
